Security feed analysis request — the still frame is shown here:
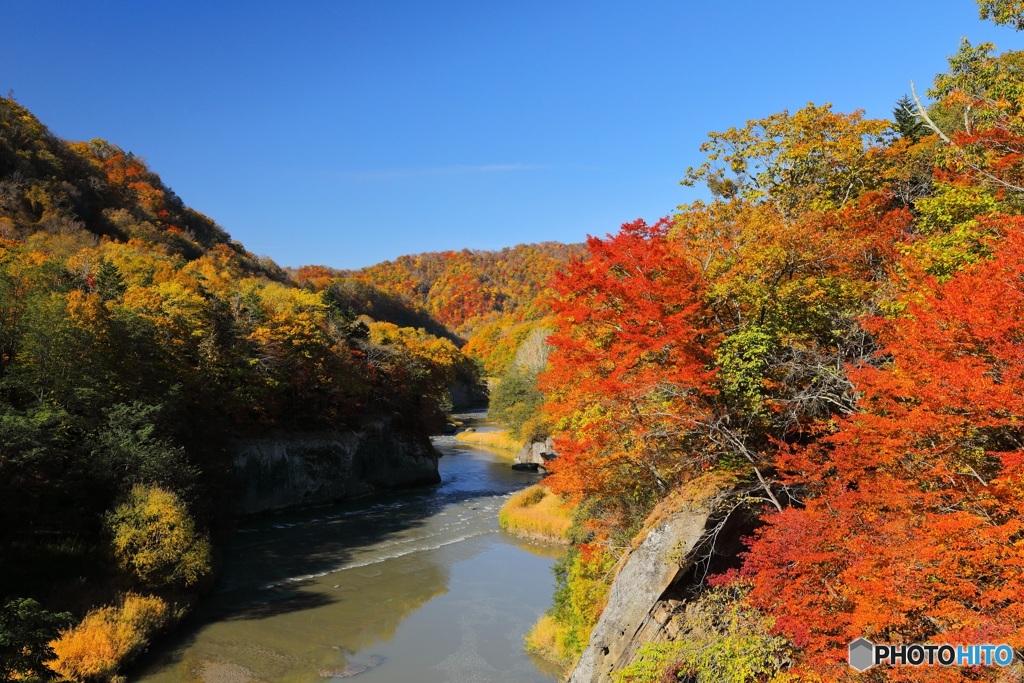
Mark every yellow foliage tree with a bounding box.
[105,485,212,589]
[682,103,894,218]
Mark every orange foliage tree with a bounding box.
[924,41,1024,196]
[541,219,719,519]
[740,219,1024,681]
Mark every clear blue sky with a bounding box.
[3,1,1017,269]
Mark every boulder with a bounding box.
[514,437,558,471]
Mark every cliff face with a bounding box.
[567,477,747,683]
[230,422,441,515]
[449,379,488,410]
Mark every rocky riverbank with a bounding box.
[230,421,441,515]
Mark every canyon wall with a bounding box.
[231,421,441,515]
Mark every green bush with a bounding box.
[0,598,72,682]
[527,544,617,664]
[92,402,199,496]
[489,365,546,438]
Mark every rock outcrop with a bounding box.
[567,475,746,683]
[514,437,558,471]
[231,421,440,515]
[449,379,488,410]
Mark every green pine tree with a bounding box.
[893,94,928,142]
[94,259,126,301]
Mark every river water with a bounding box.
[135,413,564,683]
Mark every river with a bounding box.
[135,412,564,683]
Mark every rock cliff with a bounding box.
[449,379,488,410]
[230,421,440,515]
[567,476,749,683]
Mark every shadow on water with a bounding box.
[219,588,335,622]
[215,474,520,597]
[132,482,465,680]
[133,411,556,682]
[137,560,454,680]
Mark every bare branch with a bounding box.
[910,81,952,144]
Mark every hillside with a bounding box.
[528,19,1024,683]
[0,101,280,277]
[0,97,481,681]
[290,242,584,376]
[343,242,583,335]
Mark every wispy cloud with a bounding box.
[341,163,546,180]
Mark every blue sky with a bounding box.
[3,1,1018,268]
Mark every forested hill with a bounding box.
[344,242,583,334]
[0,99,281,278]
[0,95,478,435]
[0,96,482,681]
[292,241,585,375]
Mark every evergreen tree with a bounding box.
[94,259,126,301]
[893,94,928,142]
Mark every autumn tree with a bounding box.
[672,105,913,467]
[106,485,212,589]
[740,219,1024,681]
[0,598,72,682]
[977,0,1024,28]
[914,41,1024,198]
[682,103,894,217]
[542,219,718,523]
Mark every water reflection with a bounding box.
[143,552,452,682]
[135,413,563,683]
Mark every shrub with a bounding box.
[518,412,552,443]
[526,543,616,665]
[524,615,562,662]
[46,594,171,682]
[106,485,212,589]
[614,584,791,683]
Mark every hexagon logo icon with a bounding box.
[849,638,875,671]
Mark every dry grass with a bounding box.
[499,485,573,543]
[631,470,738,549]
[454,429,525,453]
